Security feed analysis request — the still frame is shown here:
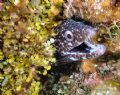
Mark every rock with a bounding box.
[63,0,120,23]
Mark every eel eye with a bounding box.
[65,30,73,41]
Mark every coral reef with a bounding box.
[43,69,91,95]
[44,59,120,95]
[63,0,120,23]
[91,80,120,95]
[0,0,120,95]
[42,13,120,95]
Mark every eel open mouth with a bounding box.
[59,41,106,62]
[70,42,92,53]
[55,41,105,63]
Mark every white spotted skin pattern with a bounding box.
[54,19,106,63]
[54,19,95,52]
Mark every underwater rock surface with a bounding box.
[63,0,120,23]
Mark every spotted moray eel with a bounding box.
[54,19,106,63]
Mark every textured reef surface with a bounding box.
[54,19,106,63]
[43,0,120,94]
[0,0,120,95]
[63,0,120,23]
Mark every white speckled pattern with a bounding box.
[54,19,106,63]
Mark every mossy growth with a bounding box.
[0,0,63,94]
[97,21,120,42]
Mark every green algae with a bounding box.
[0,0,63,94]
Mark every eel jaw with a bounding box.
[60,41,106,62]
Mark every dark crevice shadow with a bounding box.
[40,62,80,95]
